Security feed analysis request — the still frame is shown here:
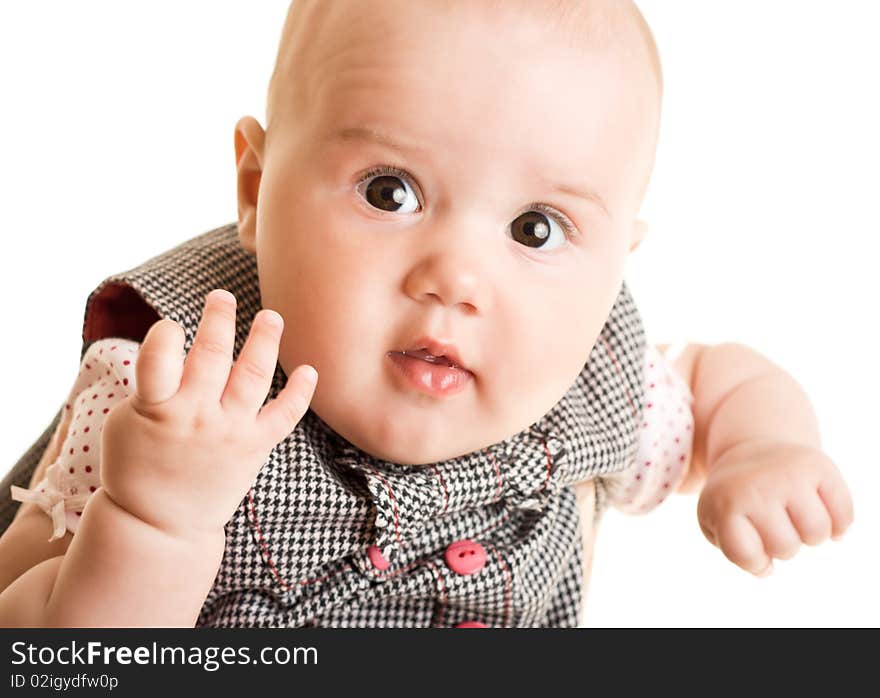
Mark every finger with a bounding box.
[698,517,718,547]
[785,491,832,546]
[748,508,802,561]
[135,318,185,405]
[179,290,237,403]
[717,514,774,577]
[817,478,855,540]
[221,309,284,413]
[257,365,318,446]
[695,491,720,547]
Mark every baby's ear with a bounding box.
[234,116,266,255]
[629,219,649,253]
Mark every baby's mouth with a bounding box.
[398,348,458,368]
[388,335,471,371]
[386,343,474,398]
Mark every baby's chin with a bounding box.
[353,440,464,467]
[316,405,498,466]
[344,425,477,467]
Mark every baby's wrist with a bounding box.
[41,488,225,627]
[89,488,226,549]
[711,436,782,466]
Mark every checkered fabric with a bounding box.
[0,222,646,627]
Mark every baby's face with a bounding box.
[237,0,659,464]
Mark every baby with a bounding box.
[0,0,853,627]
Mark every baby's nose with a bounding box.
[401,240,492,315]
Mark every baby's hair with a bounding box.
[265,0,663,140]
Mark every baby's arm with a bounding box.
[0,491,224,626]
[0,508,72,597]
[0,420,74,592]
[663,342,853,575]
[664,341,820,480]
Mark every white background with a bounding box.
[0,1,877,627]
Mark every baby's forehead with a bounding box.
[267,0,661,130]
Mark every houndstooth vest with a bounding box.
[1,222,646,627]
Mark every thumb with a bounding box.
[134,319,186,405]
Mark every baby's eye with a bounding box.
[509,207,571,251]
[356,167,420,214]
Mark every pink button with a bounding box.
[456,621,489,628]
[444,539,487,575]
[367,545,390,571]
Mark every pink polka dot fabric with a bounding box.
[601,343,694,514]
[10,338,139,541]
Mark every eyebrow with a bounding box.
[325,125,610,216]
[542,178,610,217]
[323,125,429,156]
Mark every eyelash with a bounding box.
[355,165,580,240]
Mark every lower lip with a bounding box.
[387,352,473,397]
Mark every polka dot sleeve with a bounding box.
[10,338,141,541]
[600,344,695,515]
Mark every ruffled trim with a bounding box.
[334,423,568,558]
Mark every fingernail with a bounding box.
[301,366,318,385]
[208,289,234,305]
[831,533,844,542]
[757,563,774,577]
[263,310,283,328]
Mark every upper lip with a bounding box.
[393,336,471,372]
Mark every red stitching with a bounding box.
[250,488,357,589]
[251,462,517,603]
[430,465,450,515]
[247,488,292,592]
[485,448,504,501]
[487,542,512,627]
[600,334,638,419]
[373,558,425,581]
[424,561,448,628]
[367,465,403,546]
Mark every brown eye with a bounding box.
[359,172,419,213]
[510,210,565,250]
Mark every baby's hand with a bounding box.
[696,440,853,577]
[99,289,317,540]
